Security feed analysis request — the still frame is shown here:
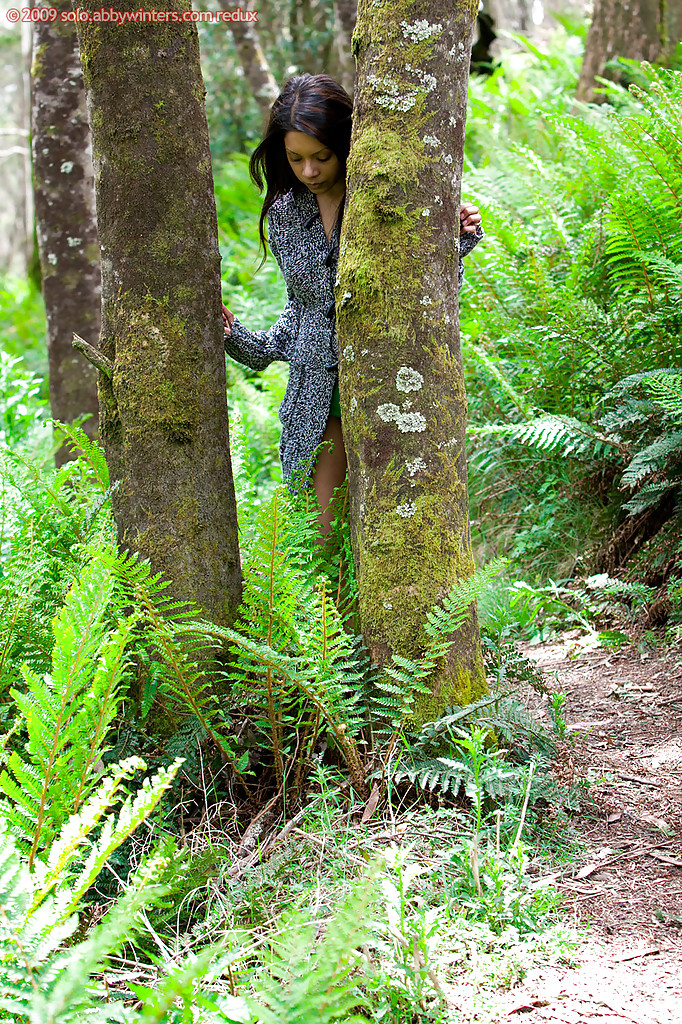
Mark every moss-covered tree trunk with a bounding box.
[577,0,682,102]
[337,0,485,727]
[76,3,242,625]
[32,3,100,465]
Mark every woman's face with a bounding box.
[284,130,344,198]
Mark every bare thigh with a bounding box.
[311,415,347,537]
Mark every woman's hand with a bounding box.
[460,202,482,234]
[222,302,235,338]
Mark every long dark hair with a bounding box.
[249,74,353,262]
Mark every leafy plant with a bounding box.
[0,549,134,863]
[0,757,183,1023]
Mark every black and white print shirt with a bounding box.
[225,185,483,486]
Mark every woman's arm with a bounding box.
[223,216,301,370]
[458,202,484,291]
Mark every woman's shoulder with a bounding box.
[267,188,297,226]
[267,187,314,229]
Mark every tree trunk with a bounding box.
[338,0,486,727]
[229,0,279,125]
[577,0,682,102]
[76,3,242,625]
[32,2,100,463]
[333,0,357,96]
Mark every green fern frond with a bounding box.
[620,431,682,487]
[0,758,182,1024]
[0,549,134,862]
[643,371,682,412]
[49,420,110,491]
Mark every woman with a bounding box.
[223,73,483,536]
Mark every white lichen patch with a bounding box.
[443,154,453,165]
[59,160,74,174]
[67,237,82,247]
[421,208,430,217]
[398,411,427,431]
[383,600,393,609]
[396,502,417,518]
[420,295,432,306]
[396,366,424,392]
[404,64,437,92]
[434,195,443,205]
[47,253,57,265]
[349,396,358,413]
[400,19,442,42]
[367,74,418,111]
[378,403,400,421]
[423,134,440,147]
[377,402,427,432]
[342,344,355,362]
[340,290,352,306]
[406,456,427,476]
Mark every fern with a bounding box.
[643,371,682,412]
[0,548,134,864]
[620,431,682,487]
[380,559,509,716]
[0,439,116,697]
[0,757,182,1024]
[245,875,375,1024]
[471,414,622,460]
[49,420,110,493]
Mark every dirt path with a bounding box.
[496,635,682,1024]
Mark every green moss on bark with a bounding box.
[339,0,485,726]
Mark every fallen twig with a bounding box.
[613,947,660,963]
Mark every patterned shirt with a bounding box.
[225,185,483,486]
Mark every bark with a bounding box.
[229,0,279,124]
[333,0,357,96]
[337,0,486,727]
[32,2,100,463]
[577,0,682,102]
[76,2,242,626]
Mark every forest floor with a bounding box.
[488,634,682,1024]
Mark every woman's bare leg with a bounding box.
[311,415,347,537]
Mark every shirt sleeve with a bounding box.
[458,223,484,292]
[224,212,301,370]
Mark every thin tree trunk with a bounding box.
[229,0,279,124]
[333,0,357,96]
[577,0,682,102]
[76,3,242,625]
[338,0,486,727]
[32,2,100,462]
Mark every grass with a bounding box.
[86,743,586,1022]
